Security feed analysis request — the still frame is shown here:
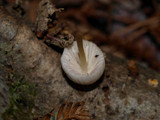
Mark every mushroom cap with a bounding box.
[61,40,105,85]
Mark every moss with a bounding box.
[0,42,8,63]
[0,41,15,65]
[0,41,22,63]
[2,73,38,120]
[0,41,38,120]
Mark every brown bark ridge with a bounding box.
[0,2,160,120]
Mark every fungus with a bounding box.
[61,34,105,85]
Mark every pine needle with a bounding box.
[34,101,92,120]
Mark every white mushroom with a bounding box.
[61,37,105,85]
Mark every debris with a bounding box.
[148,78,158,87]
[35,101,92,120]
[127,60,139,77]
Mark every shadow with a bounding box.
[62,70,104,91]
[45,42,64,54]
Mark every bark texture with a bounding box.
[0,77,9,119]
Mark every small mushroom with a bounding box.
[61,35,105,85]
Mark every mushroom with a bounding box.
[61,35,105,85]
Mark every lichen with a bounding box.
[2,73,38,120]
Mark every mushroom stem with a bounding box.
[76,34,87,72]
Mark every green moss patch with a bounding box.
[2,73,38,120]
